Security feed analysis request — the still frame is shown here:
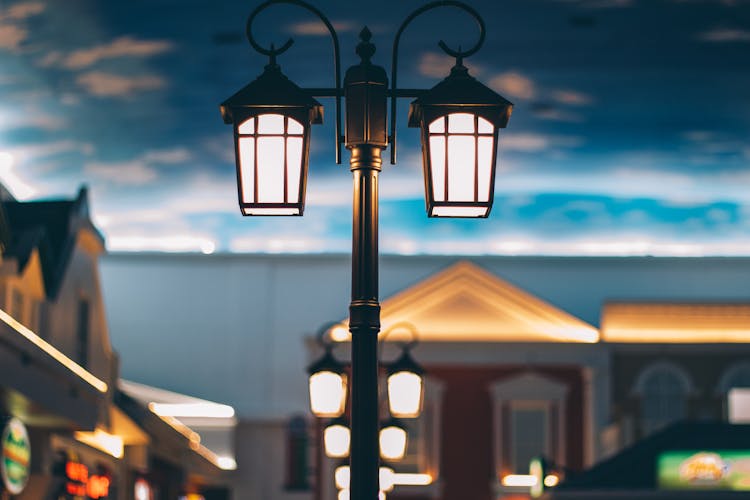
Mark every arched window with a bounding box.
[634,362,692,435]
[717,361,750,423]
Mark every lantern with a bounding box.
[221,62,323,215]
[323,417,351,458]
[387,348,424,418]
[307,349,347,418]
[379,418,408,461]
[408,63,512,217]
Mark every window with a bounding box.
[634,362,692,435]
[285,415,310,491]
[717,362,750,423]
[511,404,548,474]
[77,299,90,367]
[491,372,568,481]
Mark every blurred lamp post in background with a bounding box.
[220,1,512,497]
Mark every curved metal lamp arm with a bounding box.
[379,321,420,351]
[389,0,486,164]
[246,0,343,164]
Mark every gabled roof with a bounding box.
[376,261,599,343]
[2,186,104,298]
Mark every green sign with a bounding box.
[658,450,750,491]
[1,418,31,494]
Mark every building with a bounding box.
[0,187,230,499]
[99,253,750,500]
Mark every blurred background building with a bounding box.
[99,251,750,500]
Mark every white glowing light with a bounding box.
[392,473,433,486]
[217,456,238,470]
[501,474,538,487]
[335,465,350,489]
[309,371,347,417]
[324,423,350,458]
[387,371,423,418]
[148,402,235,418]
[379,425,407,460]
[330,325,351,342]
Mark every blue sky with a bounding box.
[1,0,749,255]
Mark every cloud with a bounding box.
[84,160,158,185]
[0,24,26,50]
[286,20,355,36]
[554,0,635,7]
[0,2,45,21]
[501,133,584,152]
[76,72,166,97]
[489,71,535,100]
[60,36,174,69]
[417,52,483,79]
[83,148,190,185]
[698,28,750,42]
[550,89,593,106]
[0,2,45,51]
[142,148,191,164]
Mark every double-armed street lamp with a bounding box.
[220,1,512,497]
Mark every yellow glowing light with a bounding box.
[387,371,423,418]
[544,474,560,487]
[0,308,108,393]
[330,325,351,342]
[501,474,538,487]
[74,429,124,459]
[148,402,235,418]
[392,473,433,486]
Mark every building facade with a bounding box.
[0,188,229,499]
[99,253,750,500]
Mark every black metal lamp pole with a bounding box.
[345,29,388,498]
[223,2,507,498]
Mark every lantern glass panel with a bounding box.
[379,426,408,460]
[309,371,347,417]
[425,113,496,217]
[380,467,395,492]
[235,113,306,215]
[387,371,423,418]
[324,423,350,458]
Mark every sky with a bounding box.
[0,0,749,255]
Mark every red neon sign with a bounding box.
[65,461,110,499]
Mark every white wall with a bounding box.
[99,254,750,420]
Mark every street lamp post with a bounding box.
[220,2,512,497]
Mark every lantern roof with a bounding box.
[387,348,424,376]
[307,348,345,375]
[220,63,323,125]
[408,63,513,128]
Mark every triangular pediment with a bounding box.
[374,261,598,343]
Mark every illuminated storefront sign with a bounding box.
[1,418,31,495]
[65,460,111,499]
[658,451,750,490]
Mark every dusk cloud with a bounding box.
[76,72,166,97]
[698,27,750,42]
